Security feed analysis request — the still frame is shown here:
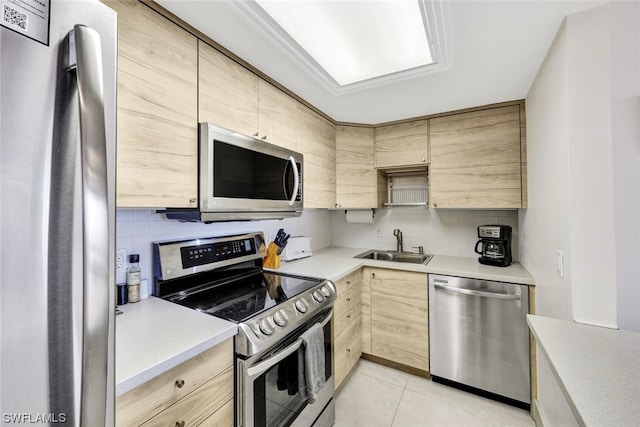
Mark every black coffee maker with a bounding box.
[474,225,512,267]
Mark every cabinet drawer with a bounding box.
[335,284,360,318]
[142,368,233,427]
[335,321,362,388]
[335,305,362,350]
[116,339,233,426]
[199,398,234,427]
[334,269,362,295]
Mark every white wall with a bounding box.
[565,5,617,328]
[521,4,630,328]
[115,209,331,294]
[610,0,640,332]
[523,2,640,424]
[518,20,573,321]
[331,208,518,260]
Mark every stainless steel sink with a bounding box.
[354,250,433,265]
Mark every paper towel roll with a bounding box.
[345,209,375,224]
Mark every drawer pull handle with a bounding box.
[346,298,351,302]
[346,280,351,285]
[346,314,351,319]
[372,273,376,278]
[176,420,186,427]
[175,379,185,389]
[346,348,351,353]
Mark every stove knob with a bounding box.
[321,286,332,298]
[295,300,307,313]
[259,318,274,335]
[273,310,288,327]
[312,290,324,302]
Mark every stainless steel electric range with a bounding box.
[153,232,336,427]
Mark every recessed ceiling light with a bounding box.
[233,0,448,93]
[254,0,435,86]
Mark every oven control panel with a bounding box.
[181,238,256,269]
[153,232,265,282]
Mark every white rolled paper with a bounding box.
[345,209,375,224]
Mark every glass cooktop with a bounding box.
[167,271,323,323]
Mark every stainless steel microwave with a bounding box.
[166,123,303,222]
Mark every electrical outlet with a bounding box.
[376,227,383,237]
[116,249,126,271]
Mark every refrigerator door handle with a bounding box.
[65,25,111,426]
[433,283,521,300]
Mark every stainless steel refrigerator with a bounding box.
[1,0,116,425]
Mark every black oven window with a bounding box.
[213,141,293,201]
[252,324,332,427]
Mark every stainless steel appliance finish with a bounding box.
[166,123,303,222]
[429,274,530,407]
[153,232,336,427]
[1,1,116,424]
[354,249,433,265]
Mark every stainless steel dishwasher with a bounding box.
[429,274,530,408]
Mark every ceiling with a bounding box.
[155,0,606,124]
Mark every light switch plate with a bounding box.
[376,227,383,237]
[556,250,564,279]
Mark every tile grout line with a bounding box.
[388,386,407,427]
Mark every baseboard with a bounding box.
[533,399,547,427]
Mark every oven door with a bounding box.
[199,123,303,214]
[237,309,334,427]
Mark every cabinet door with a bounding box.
[257,80,299,150]
[429,105,522,208]
[336,126,387,208]
[375,120,429,169]
[198,40,259,137]
[361,268,372,355]
[297,105,336,208]
[370,269,429,372]
[116,339,233,426]
[333,270,363,389]
[106,0,198,208]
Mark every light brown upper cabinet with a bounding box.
[336,126,387,208]
[375,120,429,169]
[198,40,259,138]
[429,105,523,209]
[297,105,336,209]
[257,80,299,151]
[105,0,198,208]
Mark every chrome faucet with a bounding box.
[393,229,403,252]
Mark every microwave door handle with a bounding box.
[286,156,299,206]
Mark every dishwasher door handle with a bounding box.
[433,283,521,300]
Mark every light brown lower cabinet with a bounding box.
[369,268,429,372]
[116,339,234,427]
[333,270,363,389]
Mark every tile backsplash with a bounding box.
[115,209,331,293]
[330,208,519,259]
[116,207,518,297]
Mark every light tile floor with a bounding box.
[334,359,535,427]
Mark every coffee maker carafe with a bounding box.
[474,225,512,267]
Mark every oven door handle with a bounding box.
[246,309,332,379]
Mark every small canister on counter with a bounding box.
[127,254,141,303]
[116,283,128,305]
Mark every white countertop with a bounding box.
[116,247,533,397]
[273,246,535,285]
[527,315,640,427]
[115,297,237,396]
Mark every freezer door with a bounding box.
[429,274,530,404]
[0,0,116,425]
